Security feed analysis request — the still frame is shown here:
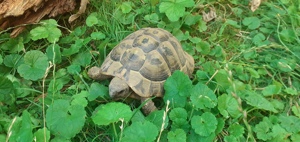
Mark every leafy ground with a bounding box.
[0,0,300,142]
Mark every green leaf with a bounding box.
[245,91,277,113]
[228,124,244,137]
[144,13,159,23]
[30,27,48,40]
[88,82,109,101]
[252,33,269,46]
[72,51,92,67]
[0,37,24,53]
[218,94,241,118]
[167,129,186,142]
[279,115,300,133]
[190,83,217,110]
[30,19,61,43]
[224,135,238,142]
[245,67,260,78]
[91,32,106,40]
[169,107,188,120]
[164,71,193,107]
[277,59,295,72]
[121,2,132,14]
[33,128,50,142]
[284,87,298,95]
[254,117,273,141]
[198,19,207,32]
[195,41,210,55]
[187,129,215,142]
[171,118,190,132]
[191,112,217,136]
[67,64,81,75]
[159,0,195,22]
[47,78,65,96]
[46,99,86,139]
[46,44,62,64]
[262,84,281,96]
[225,19,241,28]
[0,76,14,97]
[62,39,84,56]
[4,54,24,68]
[47,27,62,43]
[291,133,300,142]
[19,111,34,142]
[184,14,201,26]
[270,124,289,141]
[92,102,132,125]
[146,110,169,129]
[216,118,225,135]
[71,91,88,107]
[292,106,300,118]
[214,69,231,91]
[279,28,297,43]
[122,121,158,142]
[86,13,99,27]
[242,17,261,29]
[17,50,48,81]
[0,55,2,64]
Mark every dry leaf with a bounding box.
[202,7,217,22]
[249,0,261,12]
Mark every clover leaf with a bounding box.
[159,0,195,22]
[242,17,260,29]
[17,50,48,81]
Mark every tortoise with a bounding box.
[88,28,194,114]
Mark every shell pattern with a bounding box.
[100,28,194,98]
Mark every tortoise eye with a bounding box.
[118,90,125,94]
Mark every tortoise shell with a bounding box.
[100,28,194,98]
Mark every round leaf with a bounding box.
[122,121,158,142]
[191,112,217,136]
[92,102,132,125]
[163,71,192,108]
[191,83,217,110]
[46,99,86,139]
[17,50,48,81]
[167,129,186,142]
[169,107,188,120]
[242,17,260,29]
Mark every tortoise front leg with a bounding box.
[141,97,157,115]
[88,66,111,80]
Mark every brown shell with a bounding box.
[100,28,194,98]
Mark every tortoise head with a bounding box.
[109,77,131,99]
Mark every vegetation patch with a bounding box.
[0,0,299,141]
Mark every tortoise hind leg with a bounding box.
[141,97,157,115]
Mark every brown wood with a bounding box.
[0,0,85,37]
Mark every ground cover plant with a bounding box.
[0,0,299,141]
